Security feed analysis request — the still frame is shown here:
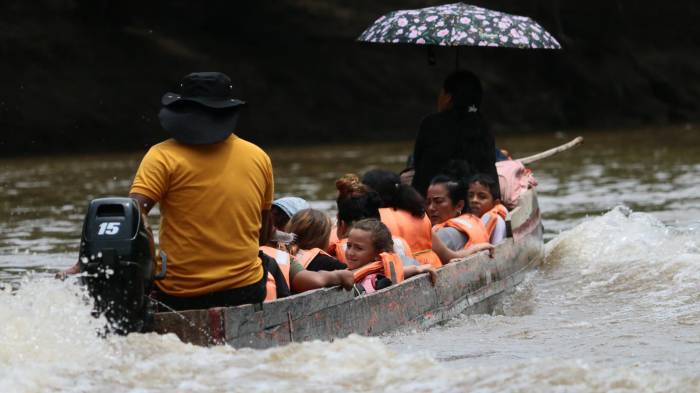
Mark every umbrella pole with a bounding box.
[455,46,460,70]
[427,46,436,66]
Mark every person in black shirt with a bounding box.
[286,209,347,272]
[411,70,498,196]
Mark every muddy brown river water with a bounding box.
[1,126,699,392]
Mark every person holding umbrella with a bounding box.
[411,70,498,196]
[357,3,562,196]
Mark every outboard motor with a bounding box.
[78,197,164,334]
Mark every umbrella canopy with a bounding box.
[358,2,561,50]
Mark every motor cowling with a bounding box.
[79,197,156,334]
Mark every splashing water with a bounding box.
[1,278,699,392]
[545,206,700,324]
[2,207,700,392]
[384,206,700,390]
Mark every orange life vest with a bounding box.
[432,213,489,249]
[260,246,291,302]
[352,252,405,285]
[328,238,348,263]
[331,236,413,264]
[413,249,442,268]
[379,208,442,268]
[327,224,339,253]
[294,247,334,269]
[482,203,508,240]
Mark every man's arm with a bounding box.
[129,193,157,263]
[56,262,81,278]
[129,193,156,215]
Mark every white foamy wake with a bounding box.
[2,275,700,392]
[545,206,700,324]
[4,215,700,393]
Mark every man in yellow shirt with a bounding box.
[128,72,276,310]
[60,72,353,310]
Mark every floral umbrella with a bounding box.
[358,2,561,50]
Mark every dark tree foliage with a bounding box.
[0,0,699,155]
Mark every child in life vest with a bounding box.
[468,174,508,244]
[260,215,354,302]
[286,209,347,272]
[362,169,442,268]
[265,196,310,249]
[346,219,437,294]
[331,174,414,263]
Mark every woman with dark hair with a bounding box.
[411,70,498,197]
[362,169,441,268]
[331,174,416,265]
[426,174,492,264]
[335,174,382,237]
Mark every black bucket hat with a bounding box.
[158,72,246,145]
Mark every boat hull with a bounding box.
[152,189,544,348]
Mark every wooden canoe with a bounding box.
[151,189,544,348]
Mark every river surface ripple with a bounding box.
[1,127,699,392]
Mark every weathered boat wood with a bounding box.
[152,189,544,348]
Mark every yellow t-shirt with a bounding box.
[131,135,273,297]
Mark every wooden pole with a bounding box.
[516,136,584,164]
